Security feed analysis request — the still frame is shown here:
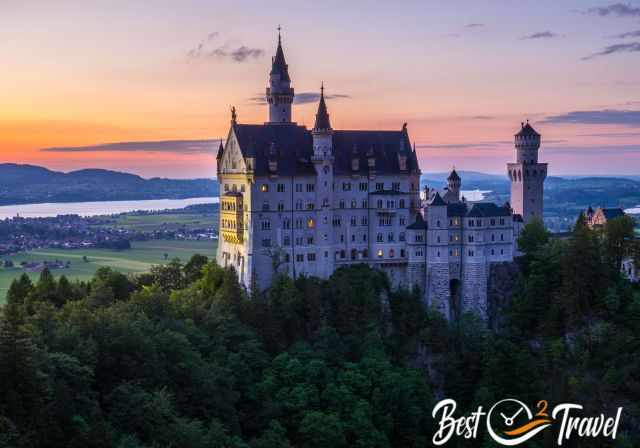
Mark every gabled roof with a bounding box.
[465,202,512,218]
[516,122,540,137]
[233,123,315,176]
[271,33,290,82]
[407,213,428,230]
[228,122,419,177]
[429,191,447,206]
[216,141,224,160]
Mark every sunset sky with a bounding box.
[2,0,640,178]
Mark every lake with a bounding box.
[0,197,218,219]
[461,190,492,201]
[625,206,640,215]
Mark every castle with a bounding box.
[216,32,547,319]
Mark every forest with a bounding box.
[0,216,638,447]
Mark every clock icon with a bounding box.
[486,399,553,446]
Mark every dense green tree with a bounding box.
[184,254,209,284]
[603,215,636,271]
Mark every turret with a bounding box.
[444,168,461,203]
[312,84,333,161]
[266,28,294,124]
[514,121,541,164]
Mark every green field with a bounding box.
[101,211,218,232]
[0,239,217,302]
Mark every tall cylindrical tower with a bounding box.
[507,122,548,224]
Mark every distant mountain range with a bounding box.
[0,164,218,206]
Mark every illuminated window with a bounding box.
[261,184,269,192]
[307,218,315,229]
[377,249,383,258]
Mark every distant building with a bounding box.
[584,206,638,283]
[216,31,549,319]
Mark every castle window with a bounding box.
[296,201,303,210]
[363,249,368,258]
[469,220,475,227]
[241,185,245,192]
[351,249,357,260]
[388,233,394,242]
[283,219,291,229]
[224,184,229,192]
[296,254,304,262]
[437,236,441,243]
[340,234,345,243]
[285,254,290,262]
[500,234,504,241]
[399,232,405,242]
[359,182,368,191]
[400,249,405,257]
[501,249,504,255]
[500,218,505,225]
[437,251,440,257]
[436,220,441,227]
[377,233,383,242]
[283,236,290,246]
[277,183,285,192]
[468,235,474,242]
[491,234,495,242]
[340,200,345,209]
[400,216,406,226]
[361,216,368,226]
[307,183,315,192]
[261,220,271,230]
[490,219,496,226]
[324,234,328,241]
[278,202,284,212]
[323,198,329,207]
[387,200,395,208]
[325,251,329,258]
[377,249,383,258]
[416,234,424,242]
[350,216,357,226]
[306,203,314,210]
[261,184,269,192]
[376,182,384,191]
[308,253,316,262]
[416,249,423,257]
[362,200,368,208]
[363,234,367,242]
[476,219,482,227]
[307,218,315,229]
[333,217,342,227]
[295,219,303,229]
[491,249,495,255]
[296,183,302,192]
[377,200,383,208]
[468,250,474,256]
[392,182,400,191]
[343,182,351,191]
[296,237,303,245]
[340,250,346,259]
[351,200,357,208]
[400,199,405,208]
[351,234,356,242]
[232,184,237,192]
[390,249,395,258]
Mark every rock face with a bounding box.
[487,261,522,329]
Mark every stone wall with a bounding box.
[487,261,521,329]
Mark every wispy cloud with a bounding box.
[611,29,640,38]
[40,139,220,154]
[582,42,640,59]
[465,23,485,28]
[187,32,264,63]
[249,92,352,105]
[586,3,640,17]
[543,109,640,126]
[521,31,558,40]
[470,115,495,120]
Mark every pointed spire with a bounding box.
[271,26,290,82]
[313,83,332,131]
[216,140,224,160]
[448,167,460,182]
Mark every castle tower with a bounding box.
[266,29,294,124]
[443,168,461,203]
[507,122,547,223]
[312,84,335,277]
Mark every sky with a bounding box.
[1,0,640,179]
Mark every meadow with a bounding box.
[0,239,217,302]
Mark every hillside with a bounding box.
[0,164,218,205]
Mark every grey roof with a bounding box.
[447,203,468,217]
[370,190,409,196]
[271,34,290,82]
[516,122,540,137]
[601,208,625,220]
[447,169,461,181]
[313,86,331,131]
[430,191,447,206]
[216,141,224,160]
[231,123,418,176]
[466,202,512,218]
[407,213,428,230]
[513,214,524,222]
